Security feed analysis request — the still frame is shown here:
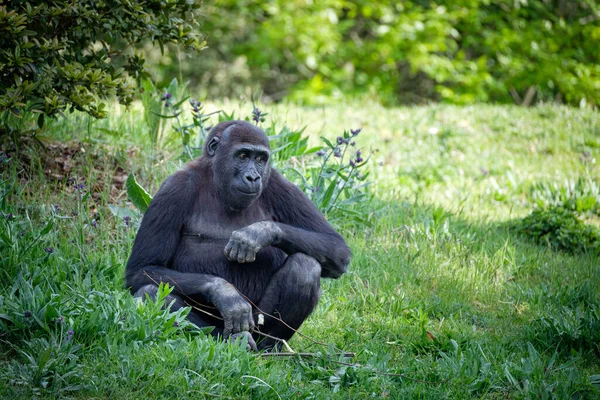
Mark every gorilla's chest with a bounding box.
[172,205,287,280]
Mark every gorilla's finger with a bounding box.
[224,240,233,259]
[241,319,249,333]
[237,246,248,264]
[247,334,258,351]
[228,243,240,263]
[244,248,256,263]
[223,321,233,339]
[233,318,243,334]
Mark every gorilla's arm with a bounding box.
[126,171,255,335]
[125,171,215,295]
[226,171,351,278]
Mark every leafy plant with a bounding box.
[0,0,205,138]
[304,129,372,223]
[532,304,600,356]
[528,178,600,216]
[512,207,600,254]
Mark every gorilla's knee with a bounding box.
[286,253,321,288]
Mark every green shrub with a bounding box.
[160,0,600,107]
[513,207,600,254]
[0,0,205,136]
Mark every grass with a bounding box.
[1,101,599,398]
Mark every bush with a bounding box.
[156,0,600,107]
[513,207,600,254]
[0,0,205,136]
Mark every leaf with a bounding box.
[320,136,335,149]
[150,110,181,119]
[321,180,338,209]
[172,96,190,109]
[40,220,54,235]
[108,204,137,219]
[126,174,153,213]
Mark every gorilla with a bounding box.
[126,120,351,350]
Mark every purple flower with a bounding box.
[123,216,131,226]
[173,321,179,327]
[190,99,201,113]
[75,183,85,190]
[252,107,263,124]
[311,187,319,193]
[336,136,343,145]
[71,211,78,216]
[334,149,342,158]
[66,330,75,341]
[55,316,65,324]
[316,150,325,157]
[161,93,172,101]
[351,128,361,136]
[164,102,170,108]
[91,219,97,228]
[44,247,54,254]
[356,157,364,163]
[53,204,61,212]
[356,150,362,157]
[6,213,13,220]
[23,310,32,318]
[350,141,356,147]
[349,159,356,167]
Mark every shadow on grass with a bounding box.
[343,197,600,360]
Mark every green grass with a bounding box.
[1,102,599,398]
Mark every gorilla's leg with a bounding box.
[254,253,321,350]
[134,284,222,333]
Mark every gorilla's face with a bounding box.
[209,123,271,211]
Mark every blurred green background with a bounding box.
[149,0,600,107]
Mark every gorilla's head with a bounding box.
[205,121,272,211]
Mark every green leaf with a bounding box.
[321,137,335,149]
[172,96,190,109]
[40,220,54,235]
[321,179,338,209]
[126,173,153,213]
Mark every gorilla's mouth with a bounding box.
[236,188,259,195]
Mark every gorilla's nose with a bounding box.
[245,174,260,183]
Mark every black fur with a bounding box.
[125,120,351,350]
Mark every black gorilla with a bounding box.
[126,120,351,350]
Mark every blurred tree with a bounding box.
[0,0,205,136]
[154,0,599,107]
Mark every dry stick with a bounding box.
[141,272,448,385]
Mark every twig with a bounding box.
[139,273,451,385]
[259,352,355,358]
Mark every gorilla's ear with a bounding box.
[207,137,220,157]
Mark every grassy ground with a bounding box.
[1,102,599,398]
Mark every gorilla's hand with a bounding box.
[229,331,258,351]
[225,221,282,263]
[211,283,255,338]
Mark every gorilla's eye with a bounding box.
[256,155,268,163]
[238,152,248,159]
